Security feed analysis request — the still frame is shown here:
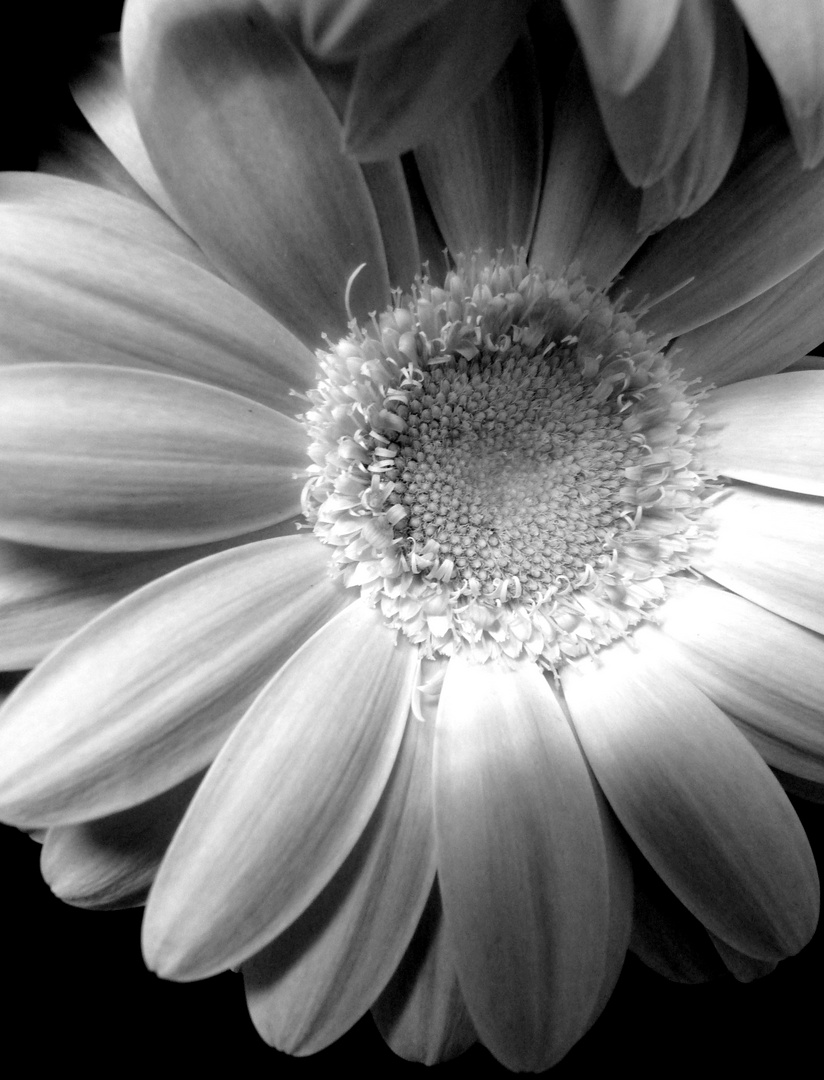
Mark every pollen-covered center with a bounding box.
[303,254,712,669]
[381,351,637,601]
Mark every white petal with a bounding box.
[673,249,824,385]
[122,0,391,343]
[562,639,819,960]
[700,371,824,495]
[372,884,476,1065]
[243,688,436,1054]
[435,657,610,1071]
[0,536,346,823]
[646,581,824,783]
[530,59,645,288]
[695,484,824,634]
[562,0,681,96]
[415,36,542,257]
[622,138,824,336]
[0,364,306,550]
[142,603,418,980]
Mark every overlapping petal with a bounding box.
[142,603,419,981]
[700,371,824,495]
[0,173,314,412]
[244,693,436,1054]
[0,364,306,550]
[434,656,611,1070]
[0,537,347,823]
[644,582,824,784]
[622,137,824,336]
[40,772,203,910]
[372,884,476,1065]
[414,36,542,258]
[122,0,391,343]
[562,641,819,960]
[341,0,532,162]
[694,484,824,634]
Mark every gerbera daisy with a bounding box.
[1,0,824,1073]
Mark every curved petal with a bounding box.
[435,657,610,1071]
[372,883,476,1065]
[0,536,347,824]
[621,137,824,337]
[700,371,824,496]
[38,106,164,212]
[733,0,824,117]
[562,0,681,96]
[40,772,203,910]
[294,0,452,60]
[414,35,542,257]
[562,639,819,960]
[785,98,824,170]
[672,249,824,385]
[244,694,436,1054]
[342,0,532,162]
[0,364,306,551]
[530,59,645,289]
[638,2,747,232]
[142,602,418,981]
[629,851,726,984]
[71,34,191,229]
[644,582,824,784]
[0,520,300,669]
[694,484,824,634]
[592,0,715,188]
[0,173,315,411]
[122,0,391,344]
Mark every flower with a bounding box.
[1,0,824,1072]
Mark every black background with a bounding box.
[2,2,822,1074]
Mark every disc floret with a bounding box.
[303,253,711,668]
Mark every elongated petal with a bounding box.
[142,603,418,980]
[122,0,390,343]
[592,0,714,188]
[562,640,819,960]
[563,0,681,96]
[700,371,824,495]
[0,173,315,412]
[38,109,163,211]
[41,773,202,910]
[673,249,824,385]
[630,852,725,984]
[622,138,824,336]
[435,657,610,1071]
[645,582,824,783]
[342,0,532,162]
[414,35,542,257]
[372,884,476,1065]
[0,520,299,669]
[733,0,824,117]
[72,34,189,229]
[0,536,346,824]
[0,364,306,551]
[694,485,824,634]
[244,694,436,1054]
[709,933,777,983]
[295,0,451,60]
[359,160,421,293]
[785,98,824,170]
[638,2,747,232]
[530,59,645,288]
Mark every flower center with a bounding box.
[303,254,712,669]
[383,348,638,602]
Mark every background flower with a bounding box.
[1,0,824,1075]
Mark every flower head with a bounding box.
[1,0,824,1072]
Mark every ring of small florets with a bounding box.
[302,253,711,669]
